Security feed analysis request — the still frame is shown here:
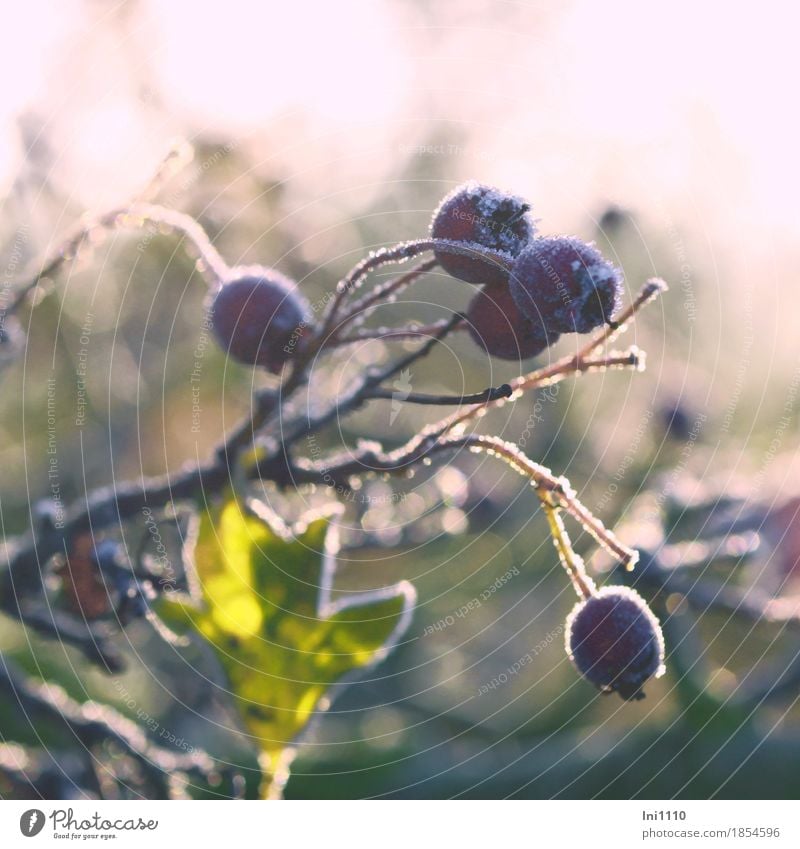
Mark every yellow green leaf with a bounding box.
[154,493,414,797]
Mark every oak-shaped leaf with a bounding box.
[154,494,415,797]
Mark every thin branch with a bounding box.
[15,608,124,673]
[9,201,230,315]
[541,498,596,600]
[319,238,513,336]
[0,463,228,603]
[458,435,640,569]
[257,430,639,570]
[510,278,666,393]
[280,312,466,450]
[330,318,466,347]
[215,389,280,464]
[134,140,195,204]
[366,383,513,406]
[0,658,233,798]
[418,279,666,441]
[378,312,467,381]
[332,257,439,335]
[123,203,231,283]
[7,144,210,313]
[0,316,462,615]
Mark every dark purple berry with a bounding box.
[565,586,665,701]
[431,181,536,287]
[510,236,622,334]
[660,400,693,441]
[466,283,558,360]
[210,270,311,372]
[597,204,629,235]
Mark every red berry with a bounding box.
[510,236,621,334]
[210,270,311,372]
[565,586,665,700]
[466,283,558,360]
[431,181,535,286]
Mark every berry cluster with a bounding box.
[205,182,622,372]
[430,181,623,360]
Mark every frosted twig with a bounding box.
[319,238,513,337]
[330,317,466,346]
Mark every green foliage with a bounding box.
[156,492,414,797]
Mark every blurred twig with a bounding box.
[0,658,235,799]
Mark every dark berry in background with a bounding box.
[510,236,621,334]
[466,283,557,360]
[596,204,630,236]
[660,399,694,441]
[210,270,311,372]
[430,181,536,287]
[565,585,665,700]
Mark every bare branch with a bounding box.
[320,238,513,335]
[415,279,667,441]
[329,318,465,347]
[0,659,235,798]
[9,202,229,316]
[331,257,439,335]
[257,430,639,571]
[134,140,195,204]
[366,383,512,406]
[541,498,596,600]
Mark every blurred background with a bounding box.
[2,0,800,799]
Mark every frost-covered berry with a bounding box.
[210,270,311,372]
[510,236,622,334]
[466,283,558,360]
[431,181,536,287]
[565,585,665,701]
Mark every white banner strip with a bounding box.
[0,799,796,848]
